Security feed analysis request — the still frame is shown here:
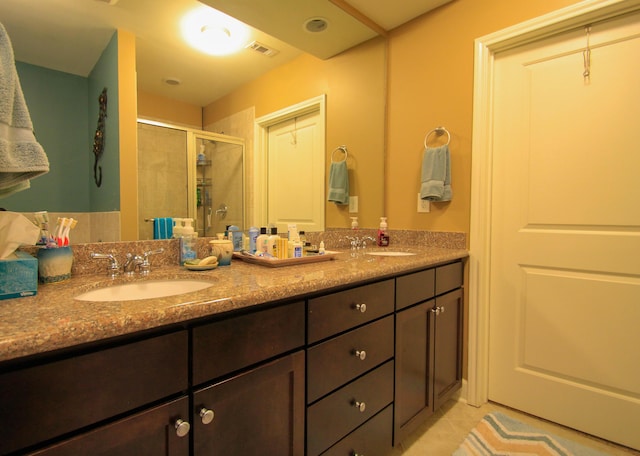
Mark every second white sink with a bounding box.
[75,280,214,302]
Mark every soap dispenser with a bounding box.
[377,217,389,247]
[350,217,359,230]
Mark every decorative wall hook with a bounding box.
[93,88,108,187]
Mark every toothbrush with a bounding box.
[61,218,77,246]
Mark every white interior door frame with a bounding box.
[253,95,326,227]
[467,0,640,407]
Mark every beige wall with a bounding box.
[386,0,580,243]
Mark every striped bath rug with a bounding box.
[453,412,609,456]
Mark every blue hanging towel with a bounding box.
[327,160,350,205]
[420,144,452,202]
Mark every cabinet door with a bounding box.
[394,301,435,444]
[434,288,463,410]
[193,351,305,456]
[29,397,190,456]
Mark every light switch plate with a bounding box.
[417,193,430,213]
[349,196,358,213]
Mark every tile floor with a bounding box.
[392,399,640,456]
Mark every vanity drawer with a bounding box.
[308,279,394,343]
[396,268,435,310]
[307,361,394,456]
[0,331,188,456]
[307,315,394,403]
[320,405,393,456]
[192,300,305,385]
[436,261,463,295]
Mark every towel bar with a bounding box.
[331,145,348,163]
[424,127,451,149]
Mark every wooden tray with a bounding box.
[232,251,339,268]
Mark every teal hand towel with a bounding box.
[328,160,350,205]
[420,144,452,202]
[0,23,49,198]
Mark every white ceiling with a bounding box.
[0,0,451,107]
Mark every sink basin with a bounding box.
[75,280,214,302]
[365,251,417,257]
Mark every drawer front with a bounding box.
[307,315,394,403]
[193,301,305,385]
[308,279,394,344]
[320,405,393,456]
[0,331,188,456]
[396,268,435,310]
[28,396,190,456]
[307,361,394,456]
[435,261,463,295]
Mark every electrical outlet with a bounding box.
[349,196,358,213]
[417,193,430,213]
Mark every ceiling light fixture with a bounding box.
[304,17,329,33]
[182,6,249,56]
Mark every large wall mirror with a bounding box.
[0,0,386,243]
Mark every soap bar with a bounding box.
[0,251,38,300]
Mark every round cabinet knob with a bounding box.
[199,407,215,425]
[174,419,191,437]
[439,306,446,314]
[431,307,440,315]
[355,303,367,313]
[354,401,366,412]
[355,350,367,361]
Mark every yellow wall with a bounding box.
[137,90,202,129]
[204,37,387,229]
[117,29,139,241]
[386,0,581,243]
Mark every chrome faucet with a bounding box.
[345,236,377,250]
[92,248,164,276]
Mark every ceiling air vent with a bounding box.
[246,41,279,57]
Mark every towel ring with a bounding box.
[423,127,451,149]
[331,145,348,163]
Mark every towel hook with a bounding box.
[424,126,451,149]
[331,145,348,163]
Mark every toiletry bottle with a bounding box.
[197,144,206,164]
[248,226,259,253]
[229,225,242,251]
[256,227,269,254]
[267,227,279,256]
[350,217,359,230]
[293,239,303,258]
[180,219,198,265]
[377,217,390,247]
[318,241,326,255]
[173,218,184,238]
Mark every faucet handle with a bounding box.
[91,252,120,277]
[143,248,164,259]
[140,247,164,274]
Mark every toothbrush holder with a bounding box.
[37,246,73,283]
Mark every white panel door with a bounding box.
[267,110,324,233]
[489,11,640,450]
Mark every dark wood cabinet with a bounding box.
[193,350,305,456]
[394,261,464,445]
[28,396,190,456]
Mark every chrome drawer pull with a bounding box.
[199,407,215,425]
[354,349,367,361]
[174,418,191,437]
[354,401,366,412]
[355,303,367,313]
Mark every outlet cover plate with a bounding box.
[349,196,358,213]
[417,193,430,213]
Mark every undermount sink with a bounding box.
[365,251,417,257]
[75,280,214,302]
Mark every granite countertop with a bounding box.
[0,245,467,363]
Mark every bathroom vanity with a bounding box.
[0,245,465,456]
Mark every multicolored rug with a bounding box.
[453,412,610,456]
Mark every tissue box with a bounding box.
[0,251,38,300]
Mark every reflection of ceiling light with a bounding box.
[163,77,181,86]
[182,6,249,56]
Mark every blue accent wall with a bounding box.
[2,31,120,213]
[4,63,90,211]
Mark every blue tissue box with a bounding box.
[0,251,38,300]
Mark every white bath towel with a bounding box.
[0,22,49,198]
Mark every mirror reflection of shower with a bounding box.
[137,120,245,241]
